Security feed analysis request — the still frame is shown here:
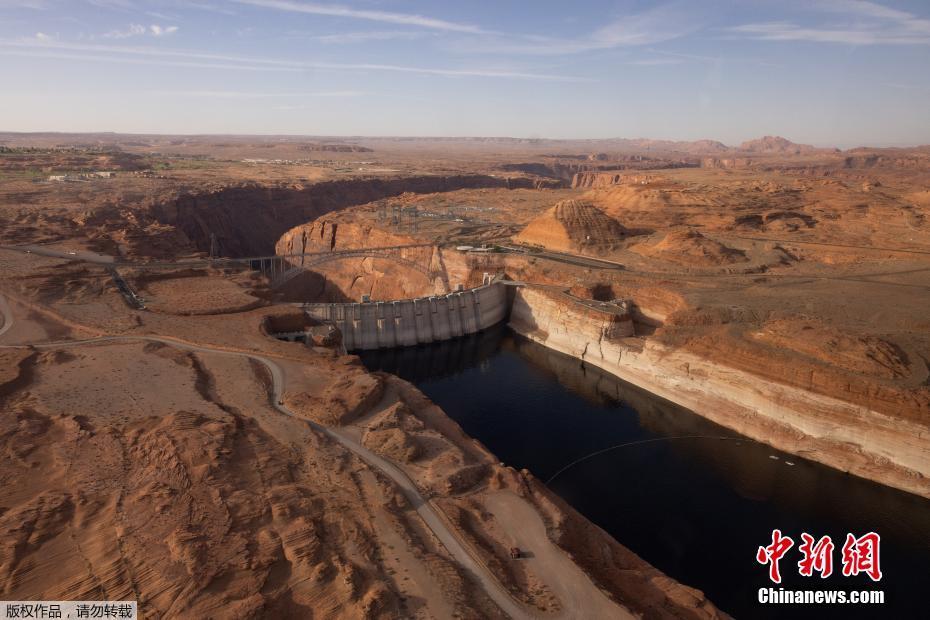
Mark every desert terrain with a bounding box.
[1,131,929,618]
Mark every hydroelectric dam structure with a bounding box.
[303,275,510,351]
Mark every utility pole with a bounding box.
[209,232,217,260]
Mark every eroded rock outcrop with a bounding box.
[630,229,748,266]
[514,200,627,255]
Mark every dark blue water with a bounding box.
[360,325,930,619]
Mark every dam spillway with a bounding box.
[303,278,509,351]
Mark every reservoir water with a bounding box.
[360,325,930,619]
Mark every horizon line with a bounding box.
[1,129,928,151]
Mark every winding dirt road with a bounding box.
[0,292,12,338]
[0,291,631,619]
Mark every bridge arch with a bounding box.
[272,245,444,289]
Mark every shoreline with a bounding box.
[508,286,930,500]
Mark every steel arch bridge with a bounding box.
[271,244,442,288]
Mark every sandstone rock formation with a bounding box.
[571,172,624,188]
[738,135,832,155]
[631,229,747,266]
[514,200,627,255]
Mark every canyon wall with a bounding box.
[509,287,930,499]
[273,220,453,301]
[571,171,665,188]
[150,175,514,257]
[571,172,623,189]
[305,280,509,351]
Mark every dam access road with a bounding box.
[0,290,631,620]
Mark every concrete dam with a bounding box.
[302,278,637,353]
[303,277,510,351]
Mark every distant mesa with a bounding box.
[631,228,747,266]
[514,199,627,255]
[601,138,730,155]
[737,135,835,155]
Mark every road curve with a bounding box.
[0,292,12,338]
[0,317,535,619]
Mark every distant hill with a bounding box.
[738,136,836,155]
[587,138,730,155]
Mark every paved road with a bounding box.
[502,242,930,290]
[499,244,626,270]
[0,243,434,270]
[0,244,116,264]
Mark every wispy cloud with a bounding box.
[308,30,430,44]
[109,1,237,16]
[0,0,49,8]
[448,2,701,55]
[0,38,587,80]
[86,0,136,10]
[102,23,178,39]
[185,1,238,16]
[232,0,489,34]
[731,0,930,45]
[625,58,682,66]
[102,23,145,38]
[149,24,178,36]
[818,0,914,22]
[150,89,366,98]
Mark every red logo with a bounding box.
[756,529,794,584]
[841,532,882,582]
[758,530,882,583]
[798,533,834,578]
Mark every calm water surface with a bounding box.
[360,325,930,619]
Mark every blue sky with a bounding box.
[1,0,929,146]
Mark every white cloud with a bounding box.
[149,24,178,36]
[625,58,683,66]
[150,89,366,98]
[0,0,49,8]
[0,38,587,81]
[101,23,177,39]
[817,0,913,22]
[103,23,145,39]
[33,31,53,41]
[448,2,701,55]
[731,1,930,45]
[309,30,429,44]
[86,0,136,10]
[729,21,929,45]
[184,1,237,16]
[232,0,489,34]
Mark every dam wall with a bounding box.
[305,280,509,351]
[509,286,930,499]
